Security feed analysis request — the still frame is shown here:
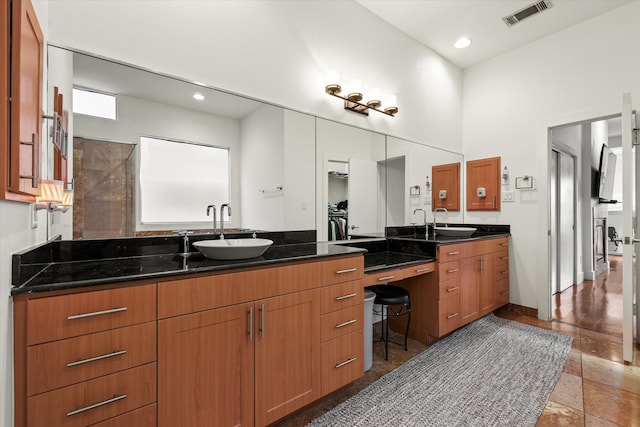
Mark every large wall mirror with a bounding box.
[47,45,464,241]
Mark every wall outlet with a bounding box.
[502,190,515,202]
[30,204,38,229]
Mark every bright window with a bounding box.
[140,137,230,223]
[72,88,117,120]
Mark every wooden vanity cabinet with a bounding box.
[13,284,158,427]
[157,255,364,427]
[432,162,460,211]
[1,0,44,201]
[466,157,501,211]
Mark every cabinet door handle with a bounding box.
[248,306,254,342]
[336,268,357,274]
[335,319,357,329]
[67,307,127,320]
[447,251,460,256]
[493,195,496,208]
[335,293,357,301]
[67,394,127,417]
[66,350,127,367]
[446,269,459,274]
[446,287,459,292]
[335,357,357,369]
[480,257,485,274]
[259,304,265,339]
[378,275,395,281]
[447,313,459,319]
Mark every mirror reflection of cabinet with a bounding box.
[432,163,460,211]
[466,156,501,211]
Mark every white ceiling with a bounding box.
[355,0,632,69]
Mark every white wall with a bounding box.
[240,105,284,230]
[463,1,640,316]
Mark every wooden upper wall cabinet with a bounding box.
[1,0,44,202]
[466,156,501,211]
[432,162,460,211]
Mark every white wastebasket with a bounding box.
[363,290,376,371]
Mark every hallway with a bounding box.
[553,255,624,336]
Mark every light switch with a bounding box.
[502,190,515,202]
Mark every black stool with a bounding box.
[365,284,411,360]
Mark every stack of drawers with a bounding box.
[495,242,510,306]
[319,257,364,396]
[23,284,157,427]
[436,243,467,336]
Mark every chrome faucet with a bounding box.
[413,208,427,236]
[433,208,448,229]
[207,204,217,236]
[220,203,231,240]
[176,230,192,257]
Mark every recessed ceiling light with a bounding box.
[193,93,205,101]
[454,37,472,49]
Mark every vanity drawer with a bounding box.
[362,268,404,286]
[27,363,156,427]
[438,278,461,298]
[320,304,363,342]
[473,237,508,256]
[437,260,461,281]
[399,261,435,279]
[27,284,156,345]
[437,243,469,262]
[321,329,364,396]
[321,280,363,314]
[27,322,156,396]
[438,295,462,336]
[321,256,364,285]
[497,278,510,305]
[90,404,156,427]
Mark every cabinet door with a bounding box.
[255,289,320,427]
[460,257,480,324]
[432,162,460,211]
[158,304,254,427]
[466,157,500,211]
[10,0,43,197]
[478,255,497,316]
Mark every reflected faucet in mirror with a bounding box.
[220,203,231,240]
[413,208,427,235]
[207,204,217,236]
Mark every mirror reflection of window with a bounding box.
[139,136,230,223]
[72,87,117,120]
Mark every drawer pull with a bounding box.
[447,313,459,319]
[502,256,509,260]
[415,268,431,273]
[378,275,395,281]
[67,394,127,417]
[67,350,127,367]
[446,287,459,292]
[501,271,509,275]
[446,269,459,274]
[335,357,357,369]
[335,293,358,301]
[335,268,357,274]
[501,291,509,295]
[501,243,508,246]
[447,251,460,256]
[335,319,357,329]
[67,307,128,320]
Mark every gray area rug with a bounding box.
[307,314,573,427]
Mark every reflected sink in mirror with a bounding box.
[434,227,477,238]
[193,238,274,260]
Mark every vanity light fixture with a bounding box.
[325,72,398,117]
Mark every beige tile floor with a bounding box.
[276,308,640,426]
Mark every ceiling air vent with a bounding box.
[502,1,553,27]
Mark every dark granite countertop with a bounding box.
[11,232,365,295]
[334,238,436,273]
[386,223,510,244]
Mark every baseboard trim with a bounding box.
[497,303,538,318]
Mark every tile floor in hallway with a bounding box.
[275,306,640,426]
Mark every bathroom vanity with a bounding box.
[11,227,508,427]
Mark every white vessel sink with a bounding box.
[194,238,273,260]
[434,227,477,238]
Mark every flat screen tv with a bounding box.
[597,144,617,202]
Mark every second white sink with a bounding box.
[434,227,477,238]
[194,238,273,260]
